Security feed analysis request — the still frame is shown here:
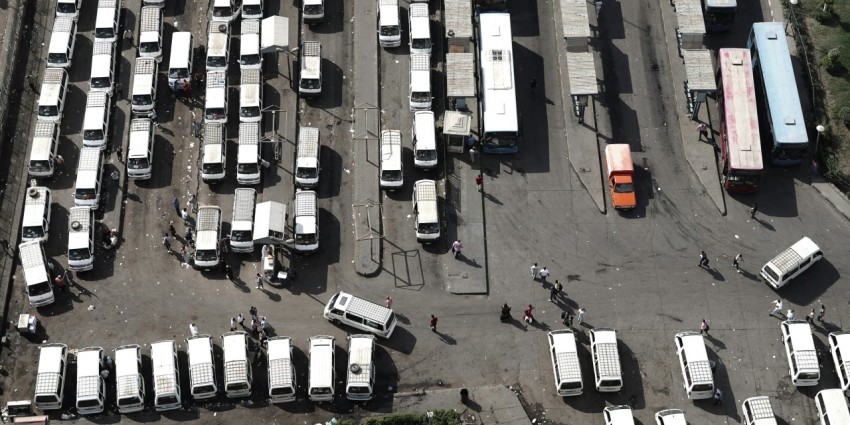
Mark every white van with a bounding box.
[413,180,439,243]
[590,328,623,392]
[815,389,850,424]
[547,329,583,396]
[114,344,145,413]
[742,396,778,425]
[195,206,222,270]
[37,68,69,122]
[47,17,77,68]
[830,331,850,396]
[202,123,227,182]
[303,0,325,24]
[603,405,635,425]
[28,121,60,178]
[127,118,155,180]
[230,188,257,253]
[409,54,432,110]
[760,237,823,289]
[168,32,193,91]
[654,409,686,425]
[212,0,239,22]
[292,190,319,253]
[242,0,263,19]
[237,122,261,185]
[82,91,112,149]
[22,187,52,243]
[295,126,320,188]
[268,336,297,403]
[323,292,398,338]
[781,320,819,386]
[56,0,81,19]
[240,20,262,70]
[346,334,376,400]
[139,6,163,59]
[240,68,263,123]
[674,331,714,399]
[74,147,104,210]
[308,335,336,402]
[206,25,231,72]
[19,241,54,307]
[205,71,228,124]
[409,3,432,54]
[378,0,401,47]
[95,0,122,42]
[76,347,105,415]
[33,343,68,410]
[186,334,218,399]
[67,206,95,272]
[222,331,253,398]
[150,340,181,411]
[380,130,403,190]
[412,111,437,168]
[299,41,322,98]
[89,40,116,94]
[132,57,158,117]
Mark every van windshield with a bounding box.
[57,3,76,13]
[128,157,150,170]
[241,54,261,66]
[23,226,45,240]
[412,38,431,50]
[69,248,91,261]
[132,94,152,106]
[48,53,67,64]
[304,4,323,14]
[84,129,104,141]
[140,41,158,54]
[207,56,227,69]
[300,78,320,90]
[243,4,261,15]
[417,222,439,234]
[600,379,622,387]
[28,281,52,296]
[614,182,634,193]
[348,385,370,394]
[193,385,215,395]
[206,108,226,121]
[35,394,58,404]
[380,25,400,37]
[169,67,189,79]
[91,77,110,89]
[238,163,259,175]
[411,91,431,103]
[693,383,713,392]
[227,382,249,391]
[271,386,294,396]
[78,398,101,408]
[763,266,780,283]
[30,160,51,173]
[213,6,232,17]
[296,167,318,179]
[38,105,59,118]
[381,170,402,182]
[415,149,437,161]
[204,162,224,175]
[196,249,217,261]
[240,106,261,119]
[310,387,331,395]
[231,230,252,242]
[295,232,317,245]
[118,396,141,406]
[96,28,115,39]
[559,381,582,390]
[157,395,178,405]
[799,372,819,380]
[75,188,97,200]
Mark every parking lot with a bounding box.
[2,0,850,423]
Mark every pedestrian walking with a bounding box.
[530,77,537,89]
[732,253,742,273]
[191,121,201,139]
[594,0,602,16]
[64,270,75,287]
[700,319,710,335]
[770,299,783,316]
[806,309,815,324]
[162,233,172,252]
[249,306,258,319]
[549,285,558,302]
[560,311,573,327]
[54,154,64,167]
[169,221,177,237]
[818,304,826,322]
[54,274,67,292]
[224,262,234,281]
[189,323,199,337]
[468,146,478,163]
[539,266,550,284]
[237,313,245,329]
[27,75,39,94]
[123,29,133,42]
[451,240,463,258]
[181,245,190,265]
[182,79,192,96]
[749,202,758,219]
[523,305,534,324]
[713,388,723,405]
[260,316,268,331]
[530,263,539,280]
[258,329,268,346]
[698,123,709,140]
[386,296,393,309]
[172,197,180,215]
[181,208,190,226]
[430,315,438,332]
[230,317,237,331]
[787,309,794,321]
[577,308,586,325]
[115,82,123,99]
[698,251,709,268]
[185,228,194,247]
[193,71,204,91]
[475,174,483,192]
[250,318,258,334]
[555,280,564,299]
[255,273,264,290]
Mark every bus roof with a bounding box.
[479,13,518,135]
[749,22,808,148]
[719,48,763,172]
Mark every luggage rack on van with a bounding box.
[339,295,393,323]
[241,68,262,85]
[196,208,220,231]
[69,208,91,232]
[86,91,108,108]
[141,6,161,31]
[225,361,248,384]
[25,187,49,207]
[77,376,100,399]
[92,40,113,56]
[19,240,44,266]
[78,148,101,172]
[302,41,321,57]
[794,350,819,371]
[295,192,316,216]
[43,68,67,85]
[53,16,75,33]
[239,123,260,145]
[33,121,56,140]
[207,71,227,89]
[135,57,157,75]
[411,54,430,72]
[770,247,809,276]
[269,358,293,386]
[35,373,61,397]
[190,363,214,387]
[410,3,429,17]
[205,123,222,141]
[130,119,150,134]
[233,190,256,222]
[555,352,581,382]
[98,0,119,8]
[298,127,319,155]
[686,360,712,384]
[595,343,621,377]
[745,396,775,420]
[154,374,177,394]
[242,19,260,35]
[117,375,140,399]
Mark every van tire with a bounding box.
[28,188,39,198]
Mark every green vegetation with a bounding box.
[361,410,462,425]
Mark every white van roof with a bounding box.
[39,69,67,107]
[129,119,152,158]
[30,121,58,161]
[75,148,102,189]
[77,348,102,377]
[605,406,635,424]
[743,396,777,425]
[242,19,260,35]
[169,32,193,68]
[295,191,317,234]
[20,241,48,284]
[309,336,334,387]
[49,17,75,52]
[379,0,399,26]
[380,130,402,171]
[297,126,320,166]
[410,15,430,37]
[150,340,178,394]
[208,28,229,54]
[817,389,850,424]
[329,292,394,325]
[95,7,114,29]
[414,112,436,149]
[347,335,374,385]
[223,332,248,362]
[414,180,438,222]
[90,55,113,78]
[186,335,214,367]
[23,187,50,228]
[549,330,581,382]
[68,207,92,250]
[785,321,815,350]
[241,34,260,56]
[833,332,850,359]
[115,345,141,377]
[678,332,708,360]
[268,337,294,387]
[232,188,257,222]
[238,123,260,163]
[37,344,67,374]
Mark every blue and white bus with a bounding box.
[479,12,519,154]
[748,22,808,166]
[703,0,736,32]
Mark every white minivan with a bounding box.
[413,180,439,243]
[230,188,257,253]
[22,186,52,243]
[299,41,322,98]
[205,71,228,124]
[674,331,714,399]
[346,334,376,400]
[47,17,77,68]
[67,206,95,272]
[760,237,823,289]
[409,3,432,54]
[547,329,583,396]
[56,0,81,19]
[295,126,320,188]
[242,0,263,19]
[95,0,122,43]
[132,57,158,117]
[74,148,104,210]
[589,328,623,392]
[127,118,155,180]
[308,335,336,402]
[303,0,325,24]
[28,120,60,178]
[151,340,181,411]
[82,91,112,149]
[206,25,231,72]
[222,331,253,398]
[114,344,145,413]
[412,111,437,168]
[186,334,218,399]
[379,130,403,190]
[829,331,850,396]
[323,292,398,338]
[781,320,819,386]
[19,241,54,307]
[139,6,163,59]
[76,347,105,415]
[292,190,319,253]
[237,122,262,185]
[815,389,850,424]
[202,123,227,182]
[268,336,297,403]
[37,68,69,122]
[90,40,116,94]
[33,344,68,410]
[195,206,222,270]
[409,54,432,110]
[240,20,262,70]
[168,32,193,91]
[741,396,778,425]
[604,406,635,425]
[654,409,687,425]
[378,0,401,47]
[212,0,239,22]
[240,68,263,123]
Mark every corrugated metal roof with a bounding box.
[444,0,472,39]
[676,0,705,36]
[683,49,716,92]
[560,0,590,39]
[567,52,598,96]
[446,53,475,98]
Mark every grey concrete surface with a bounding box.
[388,385,528,425]
[444,158,487,294]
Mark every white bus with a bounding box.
[478,12,519,154]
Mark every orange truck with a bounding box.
[604,144,636,210]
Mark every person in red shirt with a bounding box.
[429,315,438,332]
[54,274,66,292]
[475,174,483,192]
